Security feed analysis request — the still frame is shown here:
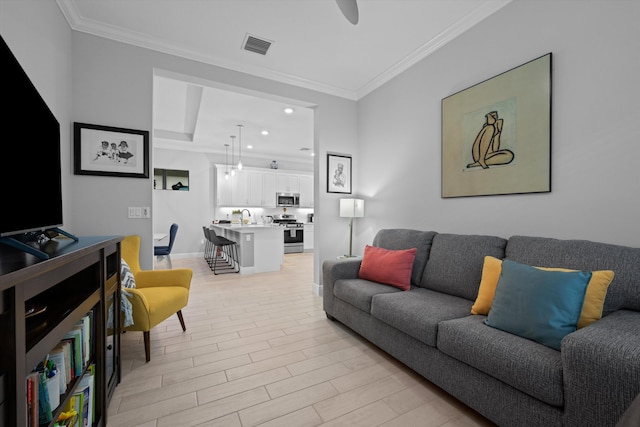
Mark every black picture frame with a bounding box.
[441,53,552,198]
[74,122,149,178]
[327,153,352,194]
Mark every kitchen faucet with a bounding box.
[241,209,251,221]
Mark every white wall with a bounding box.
[70,33,357,275]
[356,1,640,251]
[153,149,214,257]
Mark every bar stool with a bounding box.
[202,226,213,265]
[205,227,239,274]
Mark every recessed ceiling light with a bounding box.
[311,152,315,156]
[261,130,269,135]
[247,145,253,149]
[283,107,294,114]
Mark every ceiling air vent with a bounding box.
[243,34,273,56]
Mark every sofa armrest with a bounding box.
[322,258,362,317]
[562,310,640,427]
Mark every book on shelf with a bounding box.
[37,371,53,425]
[57,390,82,427]
[79,312,93,366]
[49,344,68,394]
[26,372,37,427]
[63,327,83,377]
[78,368,95,427]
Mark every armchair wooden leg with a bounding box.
[143,331,151,363]
[177,310,186,332]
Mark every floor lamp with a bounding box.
[340,198,365,257]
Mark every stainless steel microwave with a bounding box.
[276,193,300,207]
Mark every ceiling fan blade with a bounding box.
[336,0,359,25]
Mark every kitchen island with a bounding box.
[210,224,284,274]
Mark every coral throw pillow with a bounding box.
[358,245,417,291]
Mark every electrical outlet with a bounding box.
[142,207,150,218]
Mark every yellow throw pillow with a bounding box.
[471,256,502,315]
[471,256,614,328]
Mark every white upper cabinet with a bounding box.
[216,166,232,206]
[276,173,300,193]
[215,165,311,208]
[299,175,313,207]
[262,171,276,207]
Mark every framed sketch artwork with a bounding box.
[74,122,150,178]
[327,153,352,194]
[441,53,552,198]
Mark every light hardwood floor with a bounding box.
[108,253,496,427]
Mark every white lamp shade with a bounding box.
[340,198,365,218]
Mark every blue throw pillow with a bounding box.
[484,259,591,350]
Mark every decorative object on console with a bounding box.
[74,122,149,178]
[441,53,551,198]
[340,198,364,257]
[327,153,352,194]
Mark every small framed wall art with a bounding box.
[74,122,149,178]
[441,53,552,198]
[327,153,352,194]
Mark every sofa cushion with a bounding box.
[370,288,472,347]
[333,278,401,313]
[358,245,417,291]
[438,315,564,407]
[372,229,437,287]
[472,256,615,328]
[421,233,507,300]
[506,235,640,314]
[484,259,591,350]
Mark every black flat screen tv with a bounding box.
[0,35,63,238]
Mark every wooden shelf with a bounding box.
[0,235,122,426]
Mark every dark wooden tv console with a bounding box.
[0,235,122,426]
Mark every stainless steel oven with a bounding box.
[273,215,304,253]
[283,225,304,253]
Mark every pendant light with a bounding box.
[237,124,244,171]
[224,143,230,180]
[230,135,236,176]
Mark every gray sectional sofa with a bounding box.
[322,229,640,427]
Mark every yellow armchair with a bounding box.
[121,235,192,362]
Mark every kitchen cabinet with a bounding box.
[304,224,314,250]
[262,171,276,207]
[299,175,314,208]
[276,173,300,193]
[215,165,312,208]
[232,170,249,205]
[247,171,264,206]
[216,166,232,206]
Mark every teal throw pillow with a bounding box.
[484,259,591,350]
